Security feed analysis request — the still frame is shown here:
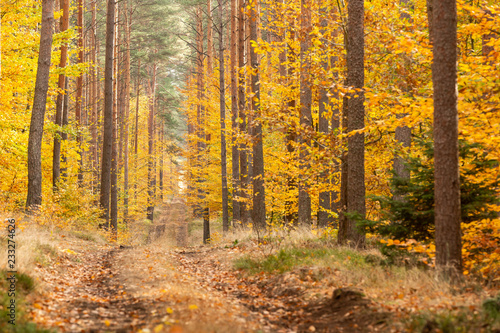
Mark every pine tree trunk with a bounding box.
[76,0,84,186]
[53,0,69,191]
[249,0,266,230]
[284,27,298,226]
[26,0,54,211]
[219,0,230,233]
[61,78,69,179]
[432,0,461,273]
[342,0,366,247]
[238,0,251,226]
[100,0,116,227]
[123,4,131,223]
[207,0,214,75]
[110,0,119,239]
[298,0,312,226]
[90,0,98,193]
[147,66,157,221]
[134,59,141,205]
[317,3,330,228]
[393,0,412,203]
[230,0,241,225]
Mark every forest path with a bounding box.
[29,201,387,333]
[30,234,262,333]
[169,246,389,333]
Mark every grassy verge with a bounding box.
[234,244,369,274]
[231,234,500,332]
[0,270,53,332]
[404,293,500,332]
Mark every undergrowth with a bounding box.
[0,270,53,332]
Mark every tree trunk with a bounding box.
[393,0,413,202]
[317,2,331,228]
[26,0,54,211]
[207,0,214,75]
[110,0,119,239]
[298,0,312,227]
[238,0,250,226]
[147,66,157,221]
[134,59,141,204]
[76,0,84,186]
[432,0,461,274]
[91,0,98,192]
[61,78,69,179]
[249,0,266,230]
[230,0,241,225]
[53,0,69,191]
[284,27,298,225]
[342,0,366,247]
[123,2,131,223]
[100,0,116,228]
[219,0,230,233]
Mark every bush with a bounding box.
[358,134,499,241]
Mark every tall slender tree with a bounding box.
[218,0,230,233]
[238,0,250,225]
[249,0,266,230]
[100,0,116,227]
[26,0,55,211]
[432,0,461,273]
[76,0,84,186]
[230,0,241,225]
[298,0,312,226]
[52,0,69,191]
[338,0,366,247]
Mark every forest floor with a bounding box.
[3,203,499,332]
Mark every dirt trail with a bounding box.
[30,237,262,332]
[30,201,388,332]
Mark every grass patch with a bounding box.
[69,230,97,242]
[405,295,500,332]
[234,244,369,274]
[0,270,54,332]
[33,243,58,267]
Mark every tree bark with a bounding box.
[298,0,312,227]
[318,2,331,228]
[147,66,157,221]
[134,59,141,204]
[91,0,98,192]
[393,0,413,202]
[230,0,241,225]
[432,0,461,274]
[219,0,230,233]
[100,0,116,227]
[26,0,54,211]
[53,0,69,191]
[123,3,131,224]
[76,0,84,186]
[238,0,250,225]
[249,0,266,230]
[207,0,214,75]
[341,0,366,247]
[284,27,298,226]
